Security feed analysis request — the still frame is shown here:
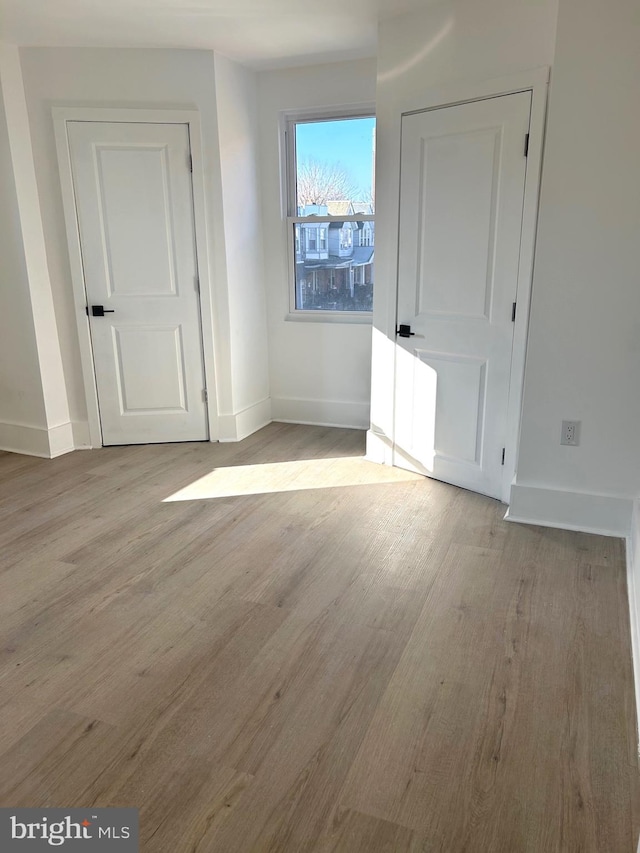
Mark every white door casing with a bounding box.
[393,92,531,499]
[67,121,208,446]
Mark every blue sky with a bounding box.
[296,117,376,201]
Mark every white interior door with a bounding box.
[68,121,208,446]
[394,92,531,499]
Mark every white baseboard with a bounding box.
[271,396,370,430]
[627,499,640,759]
[218,397,272,443]
[48,422,75,457]
[506,483,633,538]
[365,428,394,465]
[0,420,50,457]
[72,420,92,449]
[0,419,75,458]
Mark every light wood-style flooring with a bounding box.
[0,423,638,851]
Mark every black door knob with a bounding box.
[396,324,415,338]
[90,305,115,317]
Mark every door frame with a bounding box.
[53,107,219,447]
[378,68,549,503]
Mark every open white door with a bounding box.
[68,121,208,446]
[394,92,531,499]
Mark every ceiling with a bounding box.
[0,0,427,69]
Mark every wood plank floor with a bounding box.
[0,422,638,851]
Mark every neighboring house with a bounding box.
[295,201,374,311]
[351,203,375,247]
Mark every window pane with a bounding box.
[295,117,375,213]
[293,221,374,312]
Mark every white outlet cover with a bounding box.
[561,420,581,446]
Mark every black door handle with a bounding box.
[90,305,115,317]
[396,324,415,338]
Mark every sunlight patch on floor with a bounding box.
[163,456,423,502]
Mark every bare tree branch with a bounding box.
[296,159,359,207]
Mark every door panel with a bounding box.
[68,122,208,445]
[112,325,187,414]
[394,93,531,499]
[416,127,499,320]
[96,145,179,298]
[419,352,487,464]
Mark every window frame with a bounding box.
[283,105,375,323]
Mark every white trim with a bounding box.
[186,119,220,442]
[394,68,551,119]
[365,429,394,465]
[0,422,51,458]
[52,106,211,125]
[285,311,372,325]
[627,499,640,761]
[282,103,376,321]
[286,104,377,126]
[505,484,633,538]
[218,398,272,442]
[52,106,219,447]
[48,422,75,458]
[0,420,74,458]
[71,420,92,450]
[53,112,102,448]
[376,67,550,504]
[272,396,369,430]
[289,214,375,223]
[502,70,549,503]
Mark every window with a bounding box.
[340,226,353,250]
[286,111,375,316]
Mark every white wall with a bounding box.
[0,46,73,457]
[373,0,640,536]
[377,0,558,99]
[370,0,559,456]
[213,53,271,440]
[0,81,47,447]
[258,59,376,429]
[18,46,271,445]
[514,0,640,517]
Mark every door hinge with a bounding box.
[188,154,193,173]
[524,133,530,157]
[501,448,506,466]
[195,275,200,294]
[512,302,517,322]
[203,388,208,403]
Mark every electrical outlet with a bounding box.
[561,420,581,446]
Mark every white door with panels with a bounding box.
[67,121,208,446]
[394,92,531,499]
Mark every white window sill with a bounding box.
[285,311,373,324]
